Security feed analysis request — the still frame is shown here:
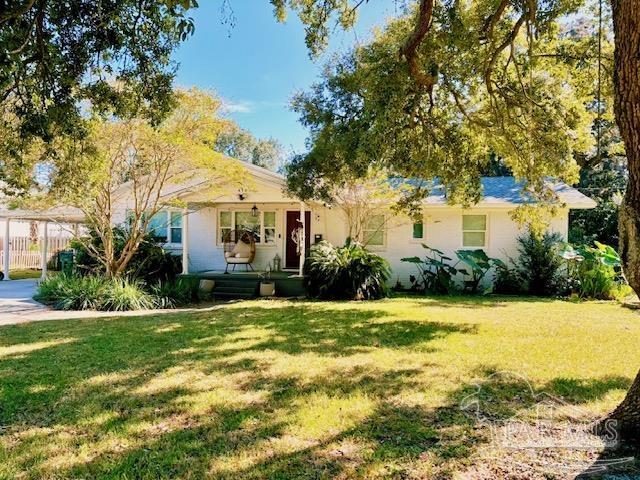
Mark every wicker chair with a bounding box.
[223,229,256,273]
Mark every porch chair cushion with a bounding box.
[225,240,252,263]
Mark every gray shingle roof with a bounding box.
[417,177,596,208]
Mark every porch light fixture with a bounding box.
[251,204,259,217]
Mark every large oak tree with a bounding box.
[275,0,640,441]
[2,0,639,443]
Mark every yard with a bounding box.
[1,296,639,479]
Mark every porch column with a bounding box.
[3,218,9,280]
[299,201,306,276]
[182,208,189,275]
[40,221,49,280]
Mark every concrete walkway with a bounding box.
[0,279,49,324]
[0,279,225,325]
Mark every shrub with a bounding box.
[559,241,627,300]
[402,245,504,294]
[36,274,105,310]
[151,278,199,308]
[36,274,154,311]
[402,245,460,294]
[455,249,505,294]
[101,278,154,311]
[71,226,181,284]
[515,231,563,296]
[46,251,62,271]
[492,264,525,295]
[305,239,390,300]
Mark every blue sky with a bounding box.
[173,1,398,155]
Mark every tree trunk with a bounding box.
[606,0,640,442]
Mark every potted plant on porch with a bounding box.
[259,267,276,297]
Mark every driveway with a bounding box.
[0,279,49,325]
[0,280,223,325]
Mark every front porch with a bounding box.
[183,270,306,298]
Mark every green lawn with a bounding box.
[0,296,639,479]
[7,268,42,280]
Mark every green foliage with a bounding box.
[38,88,243,279]
[150,278,200,308]
[271,0,357,58]
[492,264,526,295]
[559,241,627,299]
[71,227,181,284]
[284,2,608,222]
[515,231,564,296]
[402,245,461,295]
[0,0,198,194]
[215,124,284,170]
[569,158,626,248]
[304,240,390,300]
[36,275,109,311]
[403,245,503,294]
[456,250,506,294]
[35,274,199,311]
[101,278,155,312]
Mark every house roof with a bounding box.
[0,185,86,222]
[240,161,286,186]
[411,177,596,209]
[217,166,596,210]
[0,205,85,222]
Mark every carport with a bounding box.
[1,207,85,281]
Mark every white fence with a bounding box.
[0,236,70,269]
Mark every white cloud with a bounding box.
[221,99,253,114]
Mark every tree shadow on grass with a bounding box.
[0,304,632,478]
[68,366,633,479]
[56,367,481,479]
[452,367,638,479]
[0,302,478,478]
[399,294,560,309]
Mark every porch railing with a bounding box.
[0,236,70,269]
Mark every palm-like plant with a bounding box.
[305,239,390,300]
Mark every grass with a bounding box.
[0,296,639,479]
[7,268,43,280]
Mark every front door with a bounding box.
[285,211,311,269]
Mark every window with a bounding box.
[147,212,168,242]
[462,214,487,247]
[412,221,424,240]
[146,210,182,244]
[219,210,276,245]
[170,212,182,244]
[264,212,276,244]
[219,211,232,242]
[364,214,385,246]
[235,211,261,243]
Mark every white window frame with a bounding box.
[146,209,183,246]
[218,209,277,246]
[363,214,386,248]
[461,213,488,249]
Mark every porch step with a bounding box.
[211,279,259,299]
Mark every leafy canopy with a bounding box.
[0,0,199,194]
[23,88,246,278]
[284,0,611,230]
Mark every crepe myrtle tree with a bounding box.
[23,89,246,278]
[275,0,640,441]
[288,168,416,247]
